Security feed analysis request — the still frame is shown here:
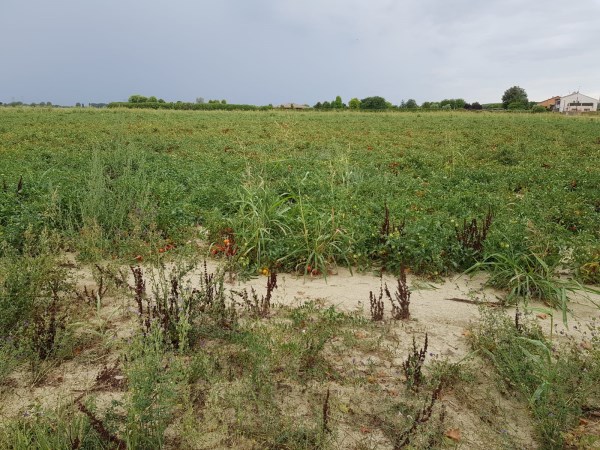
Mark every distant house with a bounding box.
[279,103,309,110]
[557,92,599,113]
[537,96,560,111]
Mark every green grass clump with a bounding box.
[470,308,600,449]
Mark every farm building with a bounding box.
[536,96,560,111]
[557,92,598,113]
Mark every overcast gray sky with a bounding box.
[1,0,599,106]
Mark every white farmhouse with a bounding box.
[557,92,599,113]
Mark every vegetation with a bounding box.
[0,108,599,448]
[470,308,600,449]
[502,86,529,109]
[0,108,598,281]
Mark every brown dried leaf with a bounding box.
[445,428,461,442]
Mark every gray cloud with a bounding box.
[1,0,599,105]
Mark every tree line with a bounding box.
[313,96,483,110]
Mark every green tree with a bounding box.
[128,95,148,103]
[502,86,528,109]
[454,98,466,109]
[333,95,344,109]
[348,98,361,109]
[440,99,452,109]
[360,96,387,110]
[148,96,157,102]
[405,99,418,109]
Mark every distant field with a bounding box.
[1,108,599,279]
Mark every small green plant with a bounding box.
[293,199,350,279]
[232,180,292,269]
[123,324,184,449]
[0,403,107,449]
[468,250,592,321]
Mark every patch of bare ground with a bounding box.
[1,257,598,449]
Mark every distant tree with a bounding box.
[148,96,158,102]
[454,98,466,109]
[399,99,406,109]
[221,99,227,104]
[196,97,205,104]
[464,103,472,109]
[158,98,165,103]
[128,95,148,103]
[405,99,418,109]
[75,102,81,107]
[502,86,528,109]
[322,101,332,109]
[314,101,323,109]
[507,101,527,110]
[333,95,344,109]
[471,102,482,110]
[348,98,361,109]
[440,99,453,109]
[360,96,387,110]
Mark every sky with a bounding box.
[1,0,599,106]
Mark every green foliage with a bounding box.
[1,107,599,285]
[0,404,107,449]
[531,104,547,113]
[128,94,148,103]
[439,98,466,109]
[471,308,600,449]
[124,324,184,449]
[502,86,529,109]
[348,97,361,109]
[405,98,418,109]
[109,101,268,111]
[333,95,344,109]
[77,142,156,257]
[231,181,292,269]
[0,229,67,338]
[360,96,388,110]
[468,250,593,316]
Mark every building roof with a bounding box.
[537,96,560,106]
[561,92,598,102]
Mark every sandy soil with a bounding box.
[2,257,599,449]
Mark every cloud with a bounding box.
[1,0,599,105]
